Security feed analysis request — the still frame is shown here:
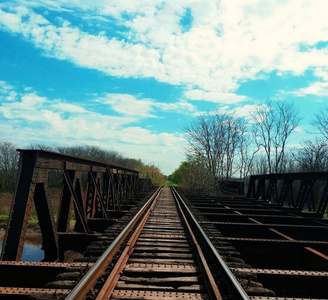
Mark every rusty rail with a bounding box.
[172,187,223,299]
[95,186,160,299]
[171,187,249,300]
[69,186,234,299]
[94,186,224,299]
[66,187,162,300]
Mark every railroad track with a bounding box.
[67,186,237,300]
[14,186,247,299]
[180,191,328,300]
[1,186,327,299]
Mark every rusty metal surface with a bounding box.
[62,187,227,300]
[66,187,162,300]
[181,189,328,299]
[111,290,210,299]
[0,287,70,295]
[246,172,328,216]
[103,187,219,299]
[249,297,315,300]
[0,261,91,268]
[1,149,149,262]
[2,165,328,299]
[231,268,328,276]
[173,188,223,299]
[96,187,160,299]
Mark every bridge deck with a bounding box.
[0,185,328,299]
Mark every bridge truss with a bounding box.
[1,150,150,262]
[247,172,328,217]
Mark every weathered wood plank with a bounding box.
[133,246,190,253]
[137,238,188,244]
[120,275,200,284]
[115,282,205,292]
[124,263,198,274]
[135,242,189,248]
[131,252,193,259]
[128,258,195,264]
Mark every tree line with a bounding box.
[170,101,328,192]
[0,143,164,192]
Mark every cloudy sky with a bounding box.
[0,1,328,174]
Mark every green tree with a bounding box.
[169,161,190,184]
[138,164,164,186]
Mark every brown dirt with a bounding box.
[0,192,13,213]
[0,188,62,238]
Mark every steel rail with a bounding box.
[171,187,249,300]
[172,187,222,300]
[65,186,162,300]
[95,187,161,299]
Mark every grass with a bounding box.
[163,180,178,187]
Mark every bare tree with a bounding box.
[56,145,127,166]
[251,101,300,174]
[186,113,247,185]
[251,154,269,175]
[28,143,53,151]
[0,141,19,192]
[293,140,328,172]
[237,130,260,179]
[313,107,328,140]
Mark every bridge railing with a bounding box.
[1,149,146,262]
[246,172,328,217]
[218,180,244,195]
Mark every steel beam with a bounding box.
[1,149,145,262]
[247,172,328,216]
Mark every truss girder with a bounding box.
[247,172,328,216]
[1,149,142,261]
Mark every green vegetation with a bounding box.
[168,158,210,193]
[137,164,164,186]
[163,180,178,187]
[0,214,9,222]
[168,161,191,185]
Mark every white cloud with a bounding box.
[195,103,268,120]
[6,91,17,101]
[0,87,187,174]
[52,102,87,113]
[2,1,328,172]
[98,93,197,117]
[294,126,303,133]
[99,94,155,117]
[0,80,14,93]
[1,2,328,104]
[0,9,22,31]
[155,101,196,114]
[185,89,248,103]
[289,68,328,97]
[293,81,328,97]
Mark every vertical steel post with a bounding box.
[1,151,37,261]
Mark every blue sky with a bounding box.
[0,1,328,175]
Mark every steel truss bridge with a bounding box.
[0,150,327,299]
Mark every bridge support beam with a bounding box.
[247,172,328,216]
[1,150,143,262]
